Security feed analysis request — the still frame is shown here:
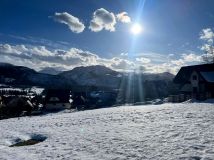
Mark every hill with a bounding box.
[0,102,214,159]
[59,65,121,89]
[0,63,177,100]
[0,63,75,88]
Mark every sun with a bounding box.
[131,23,143,35]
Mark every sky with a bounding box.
[0,0,214,74]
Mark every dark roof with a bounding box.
[200,71,214,83]
[45,89,70,103]
[173,63,214,84]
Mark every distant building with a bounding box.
[72,91,117,110]
[44,89,71,110]
[173,63,214,100]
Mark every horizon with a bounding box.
[0,62,175,75]
[0,1,214,158]
[0,0,214,74]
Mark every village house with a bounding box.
[44,89,71,110]
[173,63,214,101]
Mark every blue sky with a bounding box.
[0,0,214,73]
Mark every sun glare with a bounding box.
[131,23,142,35]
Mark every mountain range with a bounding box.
[0,63,75,88]
[0,63,177,99]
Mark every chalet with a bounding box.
[44,89,71,110]
[173,63,214,100]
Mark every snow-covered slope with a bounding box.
[1,103,214,160]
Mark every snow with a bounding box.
[1,103,214,160]
[183,98,214,104]
[0,86,44,95]
[200,71,214,83]
[0,88,23,92]
[28,87,44,95]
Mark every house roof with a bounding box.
[200,71,214,83]
[45,89,70,103]
[173,63,214,84]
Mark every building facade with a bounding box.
[173,63,214,100]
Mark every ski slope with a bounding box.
[0,102,214,160]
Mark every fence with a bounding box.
[168,92,213,103]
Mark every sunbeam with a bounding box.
[116,0,147,104]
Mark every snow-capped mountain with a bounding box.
[59,65,122,89]
[39,67,63,75]
[0,63,75,88]
[143,72,175,81]
[0,63,177,99]
[59,65,176,99]
[59,65,175,88]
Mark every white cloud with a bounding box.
[170,53,202,66]
[200,28,214,44]
[137,52,168,63]
[171,59,185,66]
[89,20,103,32]
[143,52,204,74]
[52,9,132,33]
[201,44,214,57]
[0,43,205,74]
[168,54,174,57]
[120,53,128,56]
[136,57,151,64]
[0,44,98,67]
[110,58,135,71]
[116,12,131,23]
[199,28,214,62]
[0,43,138,72]
[52,12,85,33]
[89,8,116,32]
[144,63,177,74]
[181,53,202,62]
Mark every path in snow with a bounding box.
[0,103,214,160]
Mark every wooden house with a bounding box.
[173,63,214,100]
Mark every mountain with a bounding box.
[60,65,174,87]
[59,65,122,89]
[0,63,178,100]
[115,72,177,102]
[143,72,175,81]
[39,67,62,75]
[0,63,14,67]
[0,63,75,88]
[59,65,178,100]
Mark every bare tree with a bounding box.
[200,28,214,63]
[202,44,214,63]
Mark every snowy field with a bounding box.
[0,86,44,95]
[0,102,214,160]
